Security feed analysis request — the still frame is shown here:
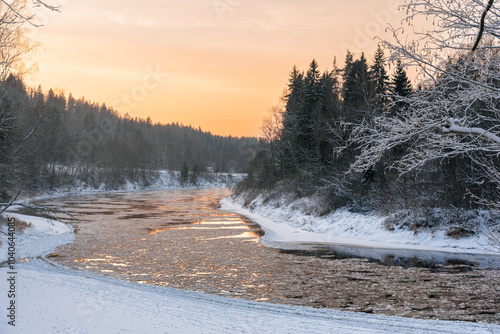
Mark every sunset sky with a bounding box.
[27,0,405,137]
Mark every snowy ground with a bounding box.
[0,205,499,332]
[1,259,498,334]
[220,194,500,261]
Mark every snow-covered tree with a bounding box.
[347,0,500,209]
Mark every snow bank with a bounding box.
[0,213,74,262]
[119,171,245,190]
[220,194,500,257]
[31,171,245,199]
[0,260,497,334]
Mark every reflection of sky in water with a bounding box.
[38,188,270,290]
[200,231,263,241]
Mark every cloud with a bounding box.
[106,14,158,28]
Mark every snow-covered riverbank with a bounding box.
[27,170,245,200]
[0,254,496,334]
[0,199,499,333]
[2,259,498,334]
[220,194,500,260]
[0,213,74,263]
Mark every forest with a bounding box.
[0,75,257,201]
[239,44,500,218]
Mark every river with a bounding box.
[36,188,499,324]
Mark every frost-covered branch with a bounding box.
[442,118,500,143]
[0,0,61,79]
[346,0,500,210]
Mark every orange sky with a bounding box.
[27,0,405,137]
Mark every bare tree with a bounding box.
[0,0,60,78]
[0,0,59,211]
[346,0,500,209]
[0,0,59,25]
[259,98,285,180]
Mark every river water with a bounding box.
[36,188,499,323]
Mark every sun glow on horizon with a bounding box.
[27,0,405,137]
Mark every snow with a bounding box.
[23,170,245,201]
[0,213,74,263]
[442,118,500,143]
[0,197,499,333]
[220,194,500,258]
[0,260,498,334]
[34,171,245,200]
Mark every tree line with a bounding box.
[0,75,257,201]
[241,43,499,214]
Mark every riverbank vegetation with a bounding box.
[237,0,500,233]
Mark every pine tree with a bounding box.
[280,65,304,176]
[283,65,304,136]
[370,45,389,104]
[180,161,189,185]
[342,52,372,120]
[391,59,412,97]
[298,59,322,154]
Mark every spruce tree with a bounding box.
[283,65,304,136]
[299,59,322,156]
[189,164,199,185]
[180,161,189,185]
[304,59,321,98]
[342,52,372,120]
[370,45,389,104]
[391,59,412,97]
[317,70,339,165]
[281,65,304,176]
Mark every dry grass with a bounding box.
[0,214,32,234]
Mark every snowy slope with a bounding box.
[0,261,497,334]
[220,195,500,257]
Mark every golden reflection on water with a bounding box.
[54,189,266,284]
[201,231,262,241]
[147,220,258,235]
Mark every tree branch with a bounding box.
[6,115,45,164]
[0,0,60,26]
[0,202,74,221]
[0,190,21,214]
[441,118,500,144]
[472,0,495,51]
